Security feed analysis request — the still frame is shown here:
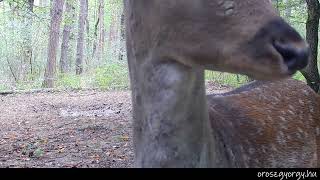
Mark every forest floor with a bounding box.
[0,81,232,168]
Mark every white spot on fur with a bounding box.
[302,89,310,96]
[279,116,286,122]
[298,127,304,134]
[288,105,295,110]
[261,146,267,153]
[217,0,235,16]
[280,123,288,130]
[225,8,234,16]
[277,131,286,145]
[273,96,280,101]
[298,99,304,105]
[287,135,292,140]
[309,105,314,113]
[296,132,302,139]
[257,127,263,135]
[288,110,295,115]
[287,157,298,164]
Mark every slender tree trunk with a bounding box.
[300,0,320,93]
[21,0,34,81]
[92,0,98,59]
[60,0,75,73]
[92,0,105,65]
[92,15,99,59]
[27,0,34,76]
[85,0,90,69]
[75,0,87,75]
[97,0,105,62]
[118,9,126,61]
[43,0,65,88]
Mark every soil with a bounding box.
[0,81,232,168]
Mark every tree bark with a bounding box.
[300,0,320,93]
[118,10,126,61]
[75,0,87,75]
[92,14,99,59]
[60,0,75,74]
[21,0,34,81]
[98,0,105,62]
[43,0,64,88]
[92,0,105,63]
[85,0,90,68]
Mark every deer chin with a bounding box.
[240,67,294,81]
[206,57,292,81]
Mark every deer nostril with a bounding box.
[273,41,309,72]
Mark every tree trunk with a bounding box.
[118,10,126,61]
[92,14,99,60]
[92,0,105,65]
[85,0,90,69]
[21,0,34,81]
[43,0,64,88]
[300,0,320,93]
[60,0,75,74]
[75,0,87,75]
[96,0,105,63]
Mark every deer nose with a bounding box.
[273,41,309,72]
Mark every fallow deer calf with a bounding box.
[208,78,320,167]
[124,0,310,167]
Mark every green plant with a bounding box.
[0,84,9,92]
[293,71,307,82]
[94,63,129,90]
[56,74,82,89]
[205,71,250,88]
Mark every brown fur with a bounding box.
[208,78,320,167]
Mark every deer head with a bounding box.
[126,0,309,80]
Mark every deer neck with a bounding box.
[128,55,229,167]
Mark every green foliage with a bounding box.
[56,74,82,89]
[94,63,129,90]
[15,80,42,90]
[0,84,9,91]
[293,71,307,82]
[44,63,131,91]
[205,70,307,88]
[205,71,250,88]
